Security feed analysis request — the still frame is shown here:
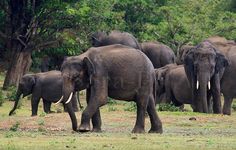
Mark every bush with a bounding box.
[158,103,181,112]
[107,97,117,105]
[232,103,236,111]
[6,86,17,101]
[124,102,137,112]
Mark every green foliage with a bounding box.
[6,86,17,101]
[158,104,181,112]
[9,121,20,132]
[38,119,45,126]
[107,97,117,105]
[1,0,236,71]
[39,112,47,117]
[124,102,137,112]
[151,0,236,50]
[232,103,236,111]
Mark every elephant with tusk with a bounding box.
[9,71,81,116]
[60,44,163,133]
[183,41,229,113]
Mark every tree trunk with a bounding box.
[3,42,32,89]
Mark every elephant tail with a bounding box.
[9,90,22,116]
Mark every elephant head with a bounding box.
[9,74,36,116]
[184,41,229,113]
[60,54,94,131]
[155,64,178,103]
[91,31,107,47]
[176,45,194,65]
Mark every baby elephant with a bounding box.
[9,71,79,116]
[156,64,212,111]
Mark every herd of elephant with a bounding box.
[8,30,236,134]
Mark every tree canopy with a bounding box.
[0,0,235,88]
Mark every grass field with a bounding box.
[0,97,236,150]
[0,75,236,150]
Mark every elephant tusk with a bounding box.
[55,96,63,105]
[65,92,73,104]
[196,80,199,90]
[208,81,211,90]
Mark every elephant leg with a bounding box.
[86,88,102,132]
[91,109,102,132]
[147,95,163,133]
[211,75,222,114]
[132,94,148,133]
[207,92,213,113]
[31,95,40,116]
[223,96,233,115]
[65,101,78,131]
[79,80,107,132]
[43,99,52,113]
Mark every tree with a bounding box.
[143,0,236,53]
[0,0,78,89]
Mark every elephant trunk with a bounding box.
[9,89,22,116]
[62,76,78,131]
[196,74,209,113]
[62,77,75,104]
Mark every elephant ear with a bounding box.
[27,75,36,87]
[83,57,95,85]
[215,52,229,73]
[183,49,195,85]
[21,75,36,96]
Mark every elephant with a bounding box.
[91,30,141,50]
[176,45,194,65]
[59,44,163,133]
[141,42,176,68]
[221,46,236,115]
[183,41,229,113]
[207,36,236,115]
[9,70,80,116]
[157,64,214,109]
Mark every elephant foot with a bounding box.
[46,111,55,114]
[92,127,102,132]
[78,123,91,132]
[131,127,145,134]
[148,127,163,134]
[223,110,231,115]
[31,114,37,117]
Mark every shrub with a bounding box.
[158,103,181,112]
[107,97,117,105]
[38,119,45,126]
[6,86,17,101]
[232,103,236,111]
[124,102,137,112]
